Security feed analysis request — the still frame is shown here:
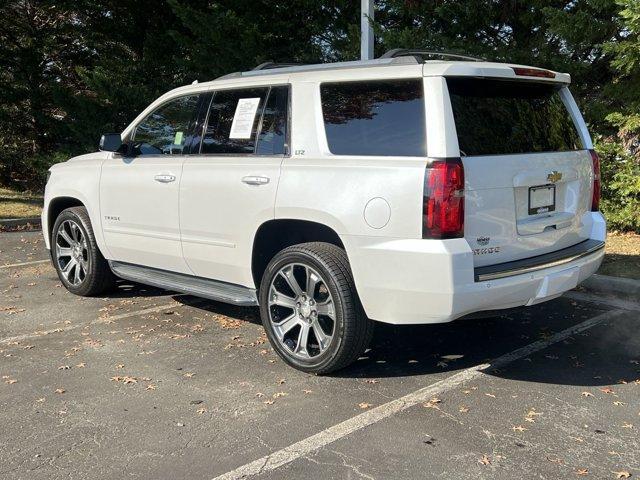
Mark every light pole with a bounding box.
[361,0,374,60]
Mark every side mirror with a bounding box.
[99,133,124,153]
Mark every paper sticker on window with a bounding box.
[173,131,184,145]
[229,98,261,139]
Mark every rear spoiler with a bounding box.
[423,62,571,84]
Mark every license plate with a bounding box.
[528,185,556,215]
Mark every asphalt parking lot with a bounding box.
[1,230,639,480]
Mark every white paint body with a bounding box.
[42,59,606,324]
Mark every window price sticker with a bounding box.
[229,98,261,139]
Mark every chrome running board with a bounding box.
[109,261,258,306]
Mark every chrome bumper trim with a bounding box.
[474,239,605,282]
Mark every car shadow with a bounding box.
[150,287,637,388]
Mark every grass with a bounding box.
[599,231,640,280]
[0,187,43,220]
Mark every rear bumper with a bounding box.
[343,214,606,325]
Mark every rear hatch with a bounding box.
[446,76,594,267]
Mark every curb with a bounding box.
[0,217,42,230]
[579,273,640,303]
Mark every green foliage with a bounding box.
[0,0,638,231]
[597,139,640,232]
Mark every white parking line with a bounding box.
[0,297,195,345]
[0,259,50,269]
[212,308,627,480]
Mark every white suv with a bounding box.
[42,50,606,373]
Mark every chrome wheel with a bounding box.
[267,263,336,360]
[55,220,88,286]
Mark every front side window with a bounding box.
[447,78,581,156]
[201,87,269,154]
[133,95,200,155]
[320,79,426,156]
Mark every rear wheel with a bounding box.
[51,206,116,296]
[259,242,373,374]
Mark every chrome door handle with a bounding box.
[154,174,176,183]
[242,175,270,186]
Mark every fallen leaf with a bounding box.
[613,401,626,406]
[459,406,469,413]
[183,372,195,378]
[122,376,137,384]
[485,393,496,398]
[54,388,65,394]
[5,378,17,384]
[601,387,615,394]
[576,468,589,475]
[196,407,207,415]
[115,364,125,369]
[146,384,156,390]
[479,454,491,466]
[512,425,527,432]
[263,400,274,405]
[302,389,313,394]
[273,392,287,398]
[358,402,373,409]
[424,397,441,409]
[612,471,631,479]
[441,354,464,361]
[75,363,86,368]
[621,423,633,429]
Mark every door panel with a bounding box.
[180,85,289,287]
[99,93,201,273]
[100,155,190,273]
[180,157,281,286]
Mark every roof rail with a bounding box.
[379,48,484,62]
[252,61,307,71]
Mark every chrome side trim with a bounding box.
[109,261,258,306]
[474,239,605,282]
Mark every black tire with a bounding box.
[259,242,373,374]
[51,206,116,296]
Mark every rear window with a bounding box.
[447,78,581,156]
[320,79,426,156]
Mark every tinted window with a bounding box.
[201,87,268,154]
[447,78,581,156]
[255,86,289,155]
[320,79,426,156]
[133,95,199,155]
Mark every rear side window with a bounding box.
[201,87,269,154]
[320,79,426,156]
[256,86,289,155]
[447,78,581,156]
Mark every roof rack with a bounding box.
[379,48,484,62]
[252,61,307,71]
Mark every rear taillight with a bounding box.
[589,149,601,212]
[423,158,465,239]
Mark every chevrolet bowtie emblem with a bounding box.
[547,171,562,183]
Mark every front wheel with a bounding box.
[259,242,373,374]
[51,206,116,296]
